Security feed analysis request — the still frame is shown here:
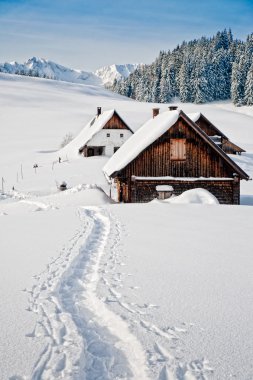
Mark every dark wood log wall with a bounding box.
[130,179,240,204]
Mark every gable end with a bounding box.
[113,112,248,180]
[103,111,133,133]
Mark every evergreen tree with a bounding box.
[179,59,192,102]
[245,62,253,105]
[193,59,211,103]
[110,29,253,107]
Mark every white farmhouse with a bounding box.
[78,107,133,157]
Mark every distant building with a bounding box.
[188,112,246,155]
[103,108,249,204]
[79,107,133,157]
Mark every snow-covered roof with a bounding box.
[188,112,228,139]
[188,112,201,123]
[59,109,115,158]
[78,110,115,150]
[103,109,249,180]
[103,110,180,178]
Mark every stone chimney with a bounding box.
[168,106,178,111]
[152,108,160,118]
[97,107,102,116]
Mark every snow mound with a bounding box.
[0,194,9,201]
[164,188,219,205]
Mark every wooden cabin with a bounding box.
[103,109,249,204]
[189,112,245,155]
[79,107,133,157]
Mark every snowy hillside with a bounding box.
[0,57,101,85]
[1,73,253,379]
[95,63,140,86]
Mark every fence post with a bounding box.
[1,177,4,194]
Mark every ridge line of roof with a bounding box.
[197,112,228,140]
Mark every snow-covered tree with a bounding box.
[245,63,253,105]
[110,29,252,107]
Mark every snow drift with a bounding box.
[162,188,219,204]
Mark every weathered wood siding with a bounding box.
[195,117,222,137]
[195,117,245,155]
[116,116,241,204]
[103,114,130,130]
[121,117,235,179]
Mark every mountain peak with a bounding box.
[0,58,140,87]
[26,56,48,65]
[95,63,140,86]
[0,57,100,85]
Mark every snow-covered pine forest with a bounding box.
[110,29,253,106]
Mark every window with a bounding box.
[107,133,110,137]
[170,139,186,160]
[114,147,120,153]
[120,133,124,138]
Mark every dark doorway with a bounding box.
[87,148,94,157]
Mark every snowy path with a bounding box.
[23,207,149,380]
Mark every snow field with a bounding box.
[0,204,83,379]
[99,203,253,379]
[1,73,253,379]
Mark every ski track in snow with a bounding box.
[19,206,149,380]
[99,222,214,380]
[15,204,214,380]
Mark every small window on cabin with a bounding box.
[120,133,124,138]
[170,138,186,160]
[107,133,110,137]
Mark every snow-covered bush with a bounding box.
[60,133,74,148]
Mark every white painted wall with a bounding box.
[87,129,133,156]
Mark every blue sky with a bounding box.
[0,0,252,71]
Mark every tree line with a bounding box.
[110,30,253,106]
